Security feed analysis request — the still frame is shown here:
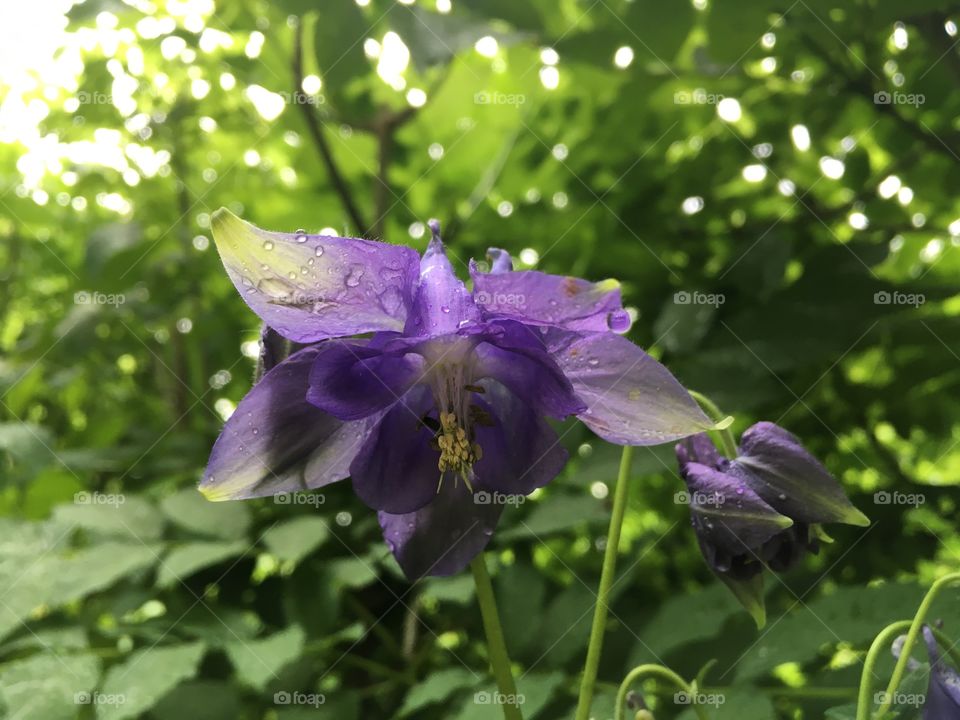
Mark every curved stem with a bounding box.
[614,664,708,720]
[874,572,960,718]
[856,620,913,720]
[688,390,737,457]
[574,445,634,720]
[470,554,523,720]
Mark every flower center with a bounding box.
[427,358,487,490]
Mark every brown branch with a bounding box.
[292,18,371,236]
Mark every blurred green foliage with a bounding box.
[1,0,959,718]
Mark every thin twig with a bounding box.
[292,18,371,235]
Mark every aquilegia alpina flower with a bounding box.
[891,626,960,718]
[201,209,714,578]
[918,625,960,719]
[675,422,868,625]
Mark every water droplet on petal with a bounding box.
[606,309,631,333]
[587,358,600,367]
[295,229,307,243]
[262,240,274,250]
[345,263,365,288]
[315,245,324,256]
[440,305,450,314]
[378,286,403,315]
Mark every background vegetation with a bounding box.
[0,0,958,718]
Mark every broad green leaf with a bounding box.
[0,652,100,720]
[263,516,330,566]
[225,625,306,690]
[156,541,249,588]
[97,642,206,720]
[160,488,251,540]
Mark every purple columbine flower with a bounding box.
[201,209,714,578]
[918,625,960,718]
[676,422,869,625]
[892,626,960,718]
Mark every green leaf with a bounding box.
[0,541,161,642]
[97,642,206,720]
[225,625,306,690]
[629,582,741,666]
[263,516,330,566]
[156,541,249,588]
[497,494,608,541]
[53,495,165,541]
[735,583,924,680]
[160,488,251,540]
[399,667,478,717]
[0,652,100,720]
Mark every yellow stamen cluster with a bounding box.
[437,411,482,480]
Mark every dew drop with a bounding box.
[315,245,325,256]
[295,229,307,243]
[587,358,600,367]
[287,271,297,280]
[262,240,274,251]
[440,305,451,314]
[345,263,365,288]
[378,286,403,315]
[606,309,631,333]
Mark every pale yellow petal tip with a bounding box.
[597,278,621,292]
[713,415,735,431]
[198,483,230,502]
[211,206,240,230]
[846,507,871,528]
[775,514,795,530]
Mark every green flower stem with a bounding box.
[470,553,523,720]
[873,572,960,718]
[614,664,708,720]
[856,620,913,720]
[688,390,737,457]
[574,445,634,720]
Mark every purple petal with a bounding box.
[349,387,441,514]
[306,338,425,421]
[472,381,569,496]
[404,221,480,337]
[470,261,626,332]
[486,247,514,273]
[682,462,793,561]
[733,422,870,527]
[211,209,420,343]
[923,625,960,718]
[676,433,723,469]
[200,346,373,501]
[475,324,586,419]
[549,331,714,445]
[378,479,502,578]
